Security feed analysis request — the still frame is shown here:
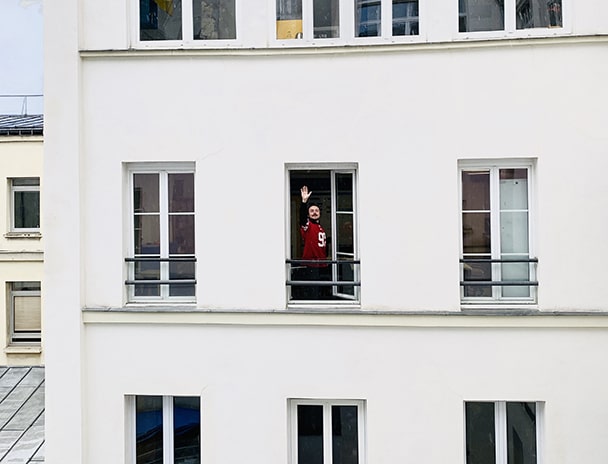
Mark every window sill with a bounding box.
[4,231,42,239]
[5,345,42,354]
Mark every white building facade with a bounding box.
[45,0,608,463]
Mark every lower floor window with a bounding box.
[465,401,541,464]
[289,399,365,464]
[8,281,41,344]
[128,395,200,464]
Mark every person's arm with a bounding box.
[300,186,311,227]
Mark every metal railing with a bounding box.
[286,259,361,287]
[459,257,538,287]
[125,256,196,286]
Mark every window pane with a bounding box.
[169,173,195,213]
[14,296,41,332]
[332,405,358,464]
[466,402,496,464]
[169,215,195,254]
[337,214,354,254]
[507,402,537,464]
[134,174,160,213]
[462,212,491,254]
[277,0,303,39]
[193,0,236,40]
[298,405,324,464]
[500,212,528,254]
[462,171,490,211]
[174,397,200,464]
[336,173,353,211]
[356,0,381,37]
[501,261,530,298]
[500,170,528,210]
[169,261,196,297]
[14,191,40,228]
[135,261,160,297]
[12,282,40,291]
[516,0,561,29]
[459,0,503,32]
[314,0,340,38]
[12,178,39,186]
[140,0,183,40]
[136,396,164,464]
[392,0,418,35]
[463,259,492,297]
[134,216,161,255]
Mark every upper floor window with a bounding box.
[276,0,419,41]
[459,160,537,304]
[127,395,200,464]
[459,0,562,33]
[126,164,196,303]
[465,401,542,464]
[286,165,360,305]
[10,178,40,232]
[289,399,365,464]
[139,0,236,43]
[8,281,41,345]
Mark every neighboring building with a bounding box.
[0,115,43,367]
[44,1,608,464]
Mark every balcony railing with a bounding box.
[460,257,538,289]
[125,256,196,287]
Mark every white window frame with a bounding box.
[8,281,41,345]
[273,0,423,46]
[10,177,40,233]
[126,163,196,304]
[464,401,544,464]
[459,159,537,306]
[456,0,569,40]
[126,395,201,464]
[288,398,366,464]
[131,0,240,48]
[286,163,360,307]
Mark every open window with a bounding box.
[286,165,359,305]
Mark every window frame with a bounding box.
[125,394,201,464]
[288,398,366,464]
[132,0,240,48]
[285,163,360,307]
[126,163,196,304]
[458,159,537,306]
[464,400,543,464]
[456,0,568,39]
[9,177,40,233]
[274,0,423,46]
[7,281,42,345]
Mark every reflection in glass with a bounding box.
[392,0,418,35]
[332,406,358,464]
[135,261,160,297]
[14,192,40,228]
[134,174,160,213]
[169,173,195,213]
[516,0,561,28]
[170,215,195,254]
[462,171,490,211]
[174,397,201,464]
[169,261,196,297]
[336,173,353,211]
[459,0,503,32]
[136,396,163,464]
[501,261,530,298]
[500,212,528,254]
[466,402,496,464]
[507,402,536,464]
[134,216,161,255]
[462,212,490,254]
[356,0,381,37]
[298,405,324,464]
[314,0,340,38]
[277,0,303,39]
[193,0,236,39]
[463,259,492,297]
[140,0,183,41]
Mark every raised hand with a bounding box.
[301,185,312,203]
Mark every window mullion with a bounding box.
[160,173,170,298]
[303,0,313,39]
[324,403,333,464]
[341,0,354,39]
[495,401,507,464]
[504,0,516,31]
[183,0,194,41]
[490,167,501,299]
[163,396,174,464]
[381,0,392,38]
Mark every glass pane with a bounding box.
[337,259,355,296]
[500,212,528,254]
[298,405,324,464]
[134,216,160,255]
[393,0,419,35]
[313,0,339,38]
[356,0,381,37]
[277,0,303,39]
[337,214,354,254]
[14,296,41,332]
[12,178,39,186]
[169,173,195,213]
[140,0,183,40]
[134,174,159,213]
[517,0,561,28]
[174,397,200,464]
[462,171,490,211]
[462,212,491,254]
[501,261,530,298]
[466,402,496,464]
[135,261,160,297]
[136,396,163,464]
[14,191,40,228]
[459,0,503,32]
[169,215,195,254]
[193,0,236,40]
[507,402,537,464]
[169,261,196,297]
[12,282,40,291]
[500,170,528,210]
[336,173,353,211]
[463,259,492,297]
[332,405,358,464]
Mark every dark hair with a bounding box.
[307,201,322,210]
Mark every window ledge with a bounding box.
[4,232,42,239]
[5,345,42,354]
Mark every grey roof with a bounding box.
[0,116,43,136]
[0,367,44,463]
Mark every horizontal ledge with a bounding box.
[5,345,42,354]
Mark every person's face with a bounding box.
[308,205,321,220]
